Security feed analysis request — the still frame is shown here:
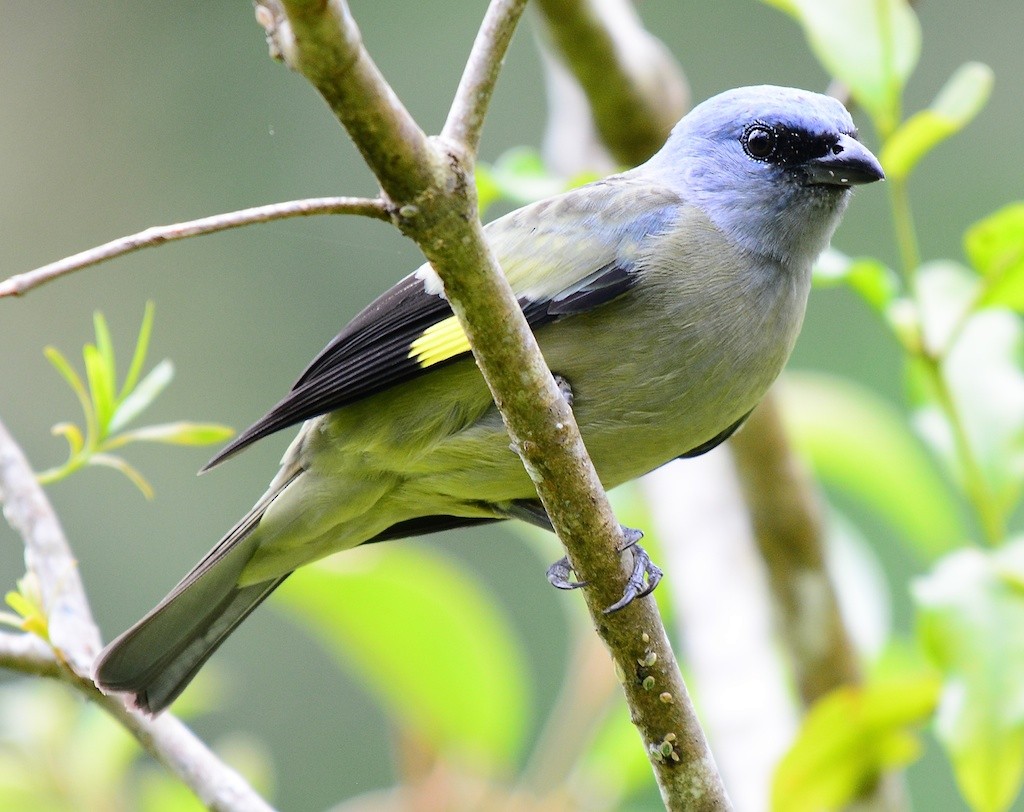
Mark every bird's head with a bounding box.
[642,85,884,267]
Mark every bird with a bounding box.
[94,85,884,714]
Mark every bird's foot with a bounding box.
[552,374,574,407]
[620,525,644,549]
[603,541,662,614]
[547,555,586,590]
[545,525,661,612]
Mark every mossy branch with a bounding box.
[261,0,728,807]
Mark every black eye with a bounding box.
[743,124,776,160]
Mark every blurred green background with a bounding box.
[1,1,1021,809]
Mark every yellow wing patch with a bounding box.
[408,315,472,368]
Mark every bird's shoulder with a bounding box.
[488,175,687,291]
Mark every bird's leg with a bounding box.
[501,500,583,588]
[505,377,662,608]
[517,373,580,589]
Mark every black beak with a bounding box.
[804,134,885,187]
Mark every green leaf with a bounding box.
[813,248,900,313]
[5,575,48,640]
[485,147,565,204]
[36,421,88,484]
[0,611,26,631]
[915,260,980,355]
[475,162,502,217]
[93,311,117,386]
[89,453,154,499]
[108,359,174,434]
[108,421,234,448]
[882,62,994,180]
[772,673,939,812]
[39,304,229,495]
[50,422,84,458]
[913,311,1024,514]
[915,540,1024,812]
[4,591,38,628]
[761,0,920,135]
[122,300,156,398]
[274,546,530,769]
[83,343,116,437]
[965,203,1024,312]
[778,372,963,559]
[44,345,96,439]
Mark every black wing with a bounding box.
[203,259,637,470]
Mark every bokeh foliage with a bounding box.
[3,1,1024,810]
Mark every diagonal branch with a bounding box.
[0,196,389,299]
[99,689,276,812]
[0,636,276,812]
[538,0,879,795]
[262,1,727,807]
[442,0,529,157]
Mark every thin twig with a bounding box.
[0,196,389,299]
[99,692,276,812]
[0,415,275,812]
[442,0,529,157]
[0,631,61,678]
[0,639,276,812]
[263,1,728,807]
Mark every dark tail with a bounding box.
[93,494,290,714]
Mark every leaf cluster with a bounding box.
[36,302,232,498]
[763,3,1024,811]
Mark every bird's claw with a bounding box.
[552,374,574,407]
[620,525,644,549]
[547,555,587,590]
[603,542,663,614]
[545,526,661,612]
